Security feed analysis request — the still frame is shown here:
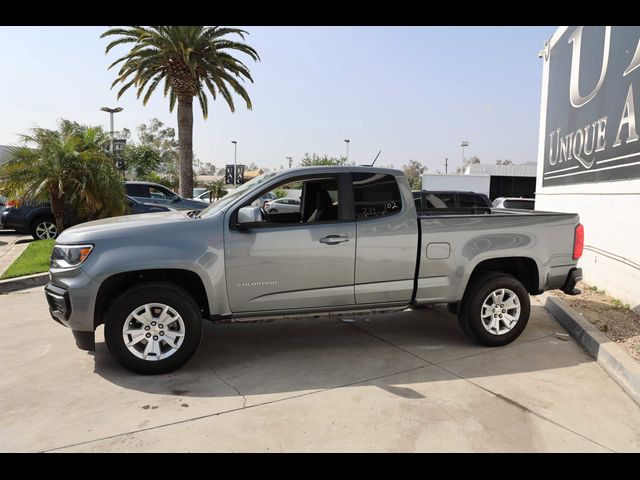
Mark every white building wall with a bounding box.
[535,26,640,312]
[535,179,640,311]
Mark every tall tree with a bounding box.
[456,155,481,174]
[496,159,514,165]
[299,153,351,167]
[402,160,426,190]
[0,120,125,235]
[101,26,260,198]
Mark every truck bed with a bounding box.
[414,209,580,304]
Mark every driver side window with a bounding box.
[240,175,341,226]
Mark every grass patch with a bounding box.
[0,240,55,280]
[611,298,631,311]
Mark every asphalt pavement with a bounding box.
[1,287,640,452]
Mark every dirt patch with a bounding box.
[552,281,640,363]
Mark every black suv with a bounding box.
[0,195,173,240]
[412,190,493,215]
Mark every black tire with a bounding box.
[30,216,57,240]
[104,282,203,374]
[457,272,530,347]
[268,208,278,213]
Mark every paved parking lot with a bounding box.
[1,286,640,452]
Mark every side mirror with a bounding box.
[237,206,264,226]
[171,196,180,203]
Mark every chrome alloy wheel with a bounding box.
[122,303,186,361]
[480,288,521,335]
[36,221,57,239]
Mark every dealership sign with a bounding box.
[543,26,640,186]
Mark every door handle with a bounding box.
[319,235,350,245]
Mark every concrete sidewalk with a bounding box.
[1,288,640,452]
[0,231,31,277]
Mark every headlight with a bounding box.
[50,244,94,269]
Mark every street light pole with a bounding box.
[287,156,293,168]
[344,139,350,161]
[100,107,123,155]
[231,140,237,189]
[459,141,469,173]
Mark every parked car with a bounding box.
[46,166,583,374]
[0,196,174,240]
[493,197,535,210]
[412,190,493,214]
[1,200,78,240]
[124,181,209,211]
[263,197,300,213]
[194,190,215,203]
[192,187,208,199]
[196,189,277,207]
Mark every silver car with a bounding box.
[492,197,535,210]
[264,197,300,214]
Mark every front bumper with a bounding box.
[560,267,582,295]
[45,276,98,351]
[45,283,71,325]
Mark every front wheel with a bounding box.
[30,217,57,240]
[104,282,203,374]
[457,273,530,347]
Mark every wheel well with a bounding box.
[469,257,540,294]
[94,269,210,329]
[30,214,55,229]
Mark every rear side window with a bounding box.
[125,184,150,198]
[458,193,490,208]
[352,173,402,219]
[423,193,455,208]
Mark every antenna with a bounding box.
[370,150,381,166]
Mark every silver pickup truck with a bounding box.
[45,166,584,374]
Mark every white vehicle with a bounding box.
[264,197,300,214]
[492,197,535,210]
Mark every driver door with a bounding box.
[224,173,356,313]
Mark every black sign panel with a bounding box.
[543,27,640,186]
[225,164,245,185]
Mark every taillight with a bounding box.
[7,199,18,207]
[573,223,584,260]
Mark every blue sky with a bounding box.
[0,26,556,171]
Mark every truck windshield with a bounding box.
[198,172,279,218]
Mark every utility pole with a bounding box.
[287,156,293,168]
[459,141,469,173]
[231,140,237,189]
[445,157,448,174]
[100,106,123,155]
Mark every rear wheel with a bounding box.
[104,282,203,374]
[457,273,530,347]
[268,208,278,213]
[30,217,57,240]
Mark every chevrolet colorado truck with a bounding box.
[45,166,584,374]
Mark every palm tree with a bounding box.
[101,26,260,198]
[205,178,228,202]
[0,120,125,235]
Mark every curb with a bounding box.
[540,292,640,407]
[0,272,49,293]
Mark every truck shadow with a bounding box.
[93,303,593,400]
